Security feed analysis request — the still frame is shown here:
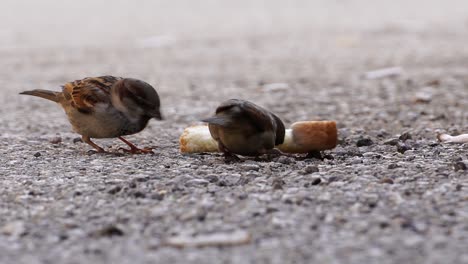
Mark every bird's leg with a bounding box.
[218,142,241,162]
[118,136,154,154]
[82,136,106,153]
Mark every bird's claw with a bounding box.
[223,152,242,163]
[118,147,154,154]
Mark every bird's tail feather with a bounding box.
[20,89,60,103]
[201,116,232,127]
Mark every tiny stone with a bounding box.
[151,192,165,201]
[237,177,250,185]
[276,156,293,165]
[454,162,467,171]
[377,129,389,137]
[327,175,339,183]
[241,164,260,171]
[383,138,399,146]
[217,180,228,187]
[33,152,41,157]
[206,175,219,183]
[224,174,241,186]
[135,177,149,182]
[132,191,146,198]
[310,177,322,185]
[185,179,210,187]
[1,221,26,237]
[73,137,83,144]
[347,147,363,157]
[413,91,432,103]
[49,137,62,144]
[396,143,410,154]
[387,163,399,169]
[399,131,412,141]
[92,225,124,237]
[356,138,373,147]
[108,186,122,194]
[379,177,394,184]
[303,165,319,174]
[363,152,379,158]
[266,207,279,213]
[238,193,248,200]
[272,178,285,190]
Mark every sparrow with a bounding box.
[20,76,163,154]
[202,99,285,158]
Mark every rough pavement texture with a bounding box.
[1,1,467,263]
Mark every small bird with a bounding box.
[202,99,285,158]
[20,76,163,154]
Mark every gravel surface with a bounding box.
[1,1,467,263]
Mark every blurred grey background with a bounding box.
[1,0,467,48]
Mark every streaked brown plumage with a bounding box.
[20,76,162,153]
[202,99,285,158]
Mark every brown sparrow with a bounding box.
[20,76,163,154]
[202,99,285,158]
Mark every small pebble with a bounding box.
[108,186,122,194]
[33,152,41,158]
[241,164,260,171]
[356,138,373,147]
[206,175,219,183]
[303,165,319,174]
[185,179,210,187]
[91,225,124,237]
[272,178,285,190]
[132,191,146,198]
[151,191,166,201]
[384,138,399,146]
[217,180,228,187]
[276,156,293,165]
[377,129,389,137]
[413,91,432,103]
[454,162,467,171]
[223,174,241,186]
[1,221,26,237]
[379,177,394,184]
[49,137,62,144]
[310,177,322,185]
[237,177,250,185]
[396,143,410,154]
[399,131,412,141]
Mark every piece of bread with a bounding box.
[437,133,468,143]
[180,121,338,154]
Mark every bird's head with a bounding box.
[111,78,163,121]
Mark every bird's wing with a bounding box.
[215,99,275,132]
[62,76,122,114]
